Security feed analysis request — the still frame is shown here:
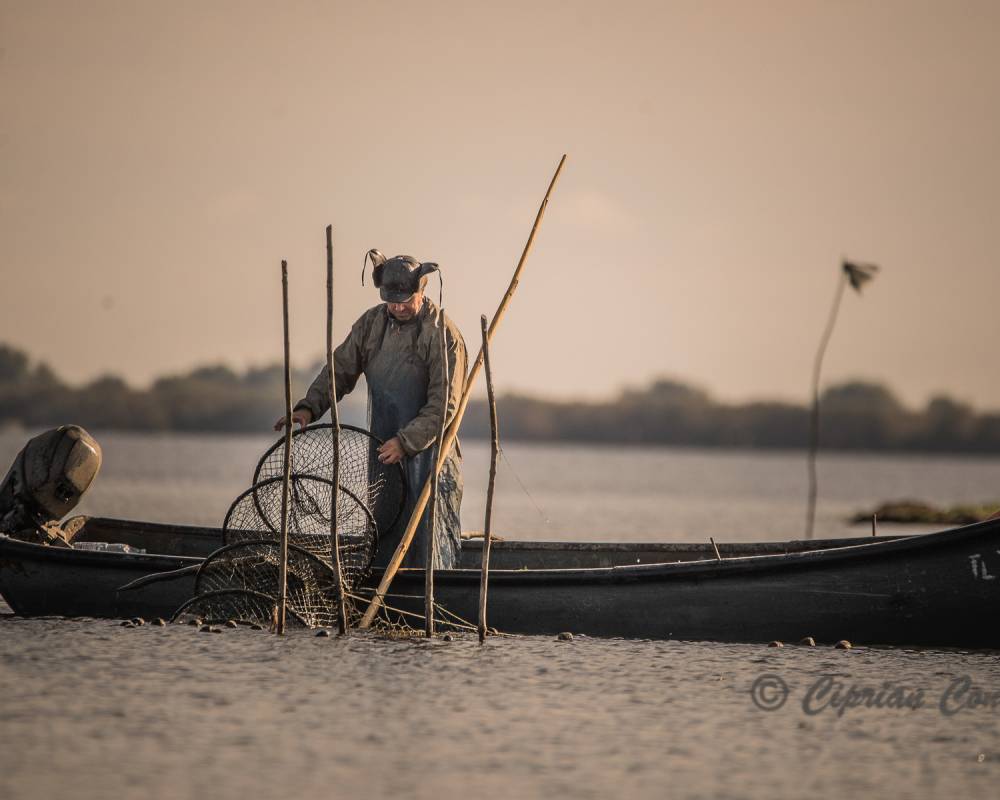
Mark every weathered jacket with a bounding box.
[295,299,467,456]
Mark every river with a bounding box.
[2,430,999,799]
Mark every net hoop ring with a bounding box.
[193,540,338,596]
[223,473,378,545]
[169,588,310,628]
[223,475,379,585]
[252,423,407,534]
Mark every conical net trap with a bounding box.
[170,424,405,630]
[223,474,377,588]
[254,423,406,538]
[170,541,338,628]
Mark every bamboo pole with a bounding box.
[326,226,348,635]
[478,314,498,644]
[359,154,567,628]
[424,306,451,637]
[277,260,292,635]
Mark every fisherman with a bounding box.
[275,250,467,570]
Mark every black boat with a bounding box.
[2,513,996,648]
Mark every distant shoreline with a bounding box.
[3,342,999,454]
[5,424,1000,463]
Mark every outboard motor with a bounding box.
[0,426,102,545]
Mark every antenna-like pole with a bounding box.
[326,226,347,634]
[478,314,499,643]
[277,260,292,634]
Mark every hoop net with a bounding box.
[254,424,406,538]
[171,588,309,628]
[223,474,376,590]
[168,424,482,636]
[192,541,340,627]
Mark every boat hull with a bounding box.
[1,519,996,647]
[399,527,996,646]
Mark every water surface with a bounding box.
[2,430,999,799]
[2,619,999,800]
[4,429,998,540]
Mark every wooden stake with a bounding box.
[710,537,722,561]
[872,513,878,537]
[277,260,292,635]
[326,226,348,635]
[424,306,451,637]
[479,314,499,644]
[360,154,567,628]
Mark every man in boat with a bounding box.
[274,250,467,570]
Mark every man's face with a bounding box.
[387,291,424,322]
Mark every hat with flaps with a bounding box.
[363,249,439,303]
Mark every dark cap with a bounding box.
[366,250,439,303]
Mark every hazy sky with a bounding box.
[2,0,998,409]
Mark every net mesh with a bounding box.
[171,588,310,628]
[347,587,483,637]
[254,424,406,538]
[194,541,340,628]
[223,475,376,590]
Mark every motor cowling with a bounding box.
[0,426,102,543]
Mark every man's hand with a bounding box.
[274,408,313,431]
[377,437,406,465]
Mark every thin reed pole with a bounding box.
[806,274,847,539]
[479,314,498,644]
[326,226,348,635]
[424,307,451,637]
[360,154,567,628]
[277,260,292,635]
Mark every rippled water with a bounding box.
[2,619,999,800]
[2,430,1000,799]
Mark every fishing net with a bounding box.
[193,540,340,628]
[171,588,310,628]
[223,474,377,590]
[168,422,482,637]
[254,424,406,538]
[347,585,484,638]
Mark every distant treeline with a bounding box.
[462,381,1000,453]
[0,343,360,433]
[2,343,999,453]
